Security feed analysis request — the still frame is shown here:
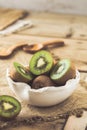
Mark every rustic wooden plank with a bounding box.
[0,8,27,30]
[18,12,87,40]
[0,34,86,130]
[0,34,86,71]
[0,9,86,130]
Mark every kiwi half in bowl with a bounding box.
[10,62,34,83]
[0,95,21,120]
[29,50,54,75]
[50,59,76,86]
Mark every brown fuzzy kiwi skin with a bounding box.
[10,65,33,83]
[32,75,55,89]
[52,63,76,86]
[0,112,19,121]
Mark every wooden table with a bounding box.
[0,10,87,130]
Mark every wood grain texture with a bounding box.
[0,34,86,72]
[0,34,87,130]
[0,11,87,130]
[18,12,87,40]
[0,8,27,30]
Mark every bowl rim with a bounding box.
[7,69,80,93]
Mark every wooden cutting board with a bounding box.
[0,8,27,30]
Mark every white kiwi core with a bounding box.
[3,102,13,110]
[37,58,45,68]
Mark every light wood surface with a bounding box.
[19,12,87,40]
[0,8,26,30]
[0,9,87,130]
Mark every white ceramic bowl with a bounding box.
[7,69,80,107]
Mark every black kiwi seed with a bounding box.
[0,95,21,120]
[32,75,55,89]
[29,50,54,75]
[10,62,34,83]
[50,59,76,86]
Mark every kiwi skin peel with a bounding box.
[32,75,55,89]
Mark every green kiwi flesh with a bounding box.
[10,62,34,83]
[32,75,55,89]
[0,95,21,120]
[50,59,76,85]
[29,50,54,75]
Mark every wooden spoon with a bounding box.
[23,40,65,53]
[0,42,28,59]
[0,40,64,59]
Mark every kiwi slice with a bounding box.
[10,62,34,83]
[29,50,54,75]
[32,75,55,89]
[50,59,76,86]
[0,95,21,120]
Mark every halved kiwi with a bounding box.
[0,95,21,120]
[50,59,76,86]
[29,50,54,75]
[32,75,55,89]
[10,62,34,83]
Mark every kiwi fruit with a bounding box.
[32,75,55,89]
[50,59,76,86]
[10,62,34,83]
[29,50,54,75]
[0,95,21,120]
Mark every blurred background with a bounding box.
[0,0,87,15]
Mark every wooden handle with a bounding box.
[7,42,28,52]
[0,40,65,58]
[42,40,65,47]
[0,42,28,59]
[23,40,65,54]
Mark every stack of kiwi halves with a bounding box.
[10,50,76,89]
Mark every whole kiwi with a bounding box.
[32,75,55,89]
